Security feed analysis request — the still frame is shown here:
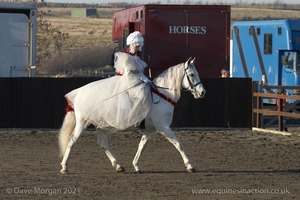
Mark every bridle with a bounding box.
[155,63,202,92]
[182,63,202,93]
[150,62,202,107]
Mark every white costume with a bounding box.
[65,31,151,130]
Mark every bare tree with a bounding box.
[36,10,71,71]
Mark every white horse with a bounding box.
[58,57,206,174]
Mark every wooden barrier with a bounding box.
[253,86,300,131]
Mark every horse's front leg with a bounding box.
[96,131,125,172]
[159,127,195,173]
[132,132,152,173]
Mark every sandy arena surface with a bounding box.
[0,128,299,200]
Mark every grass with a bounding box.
[40,16,113,50]
[232,7,300,21]
[39,6,300,51]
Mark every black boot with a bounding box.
[139,119,145,130]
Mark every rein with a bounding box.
[150,86,177,107]
[110,61,201,108]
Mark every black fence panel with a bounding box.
[0,77,252,129]
[0,77,99,128]
[172,78,253,128]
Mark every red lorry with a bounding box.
[112,4,231,78]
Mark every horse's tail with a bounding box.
[58,104,75,157]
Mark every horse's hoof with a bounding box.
[116,166,126,173]
[187,168,196,173]
[60,169,68,174]
[134,170,143,174]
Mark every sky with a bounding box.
[45,0,300,4]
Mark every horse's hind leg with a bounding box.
[97,131,125,172]
[159,127,195,172]
[132,132,152,173]
[60,119,85,174]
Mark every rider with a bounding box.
[64,31,152,130]
[113,31,152,129]
[114,31,152,85]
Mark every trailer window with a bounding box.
[296,52,300,74]
[123,29,128,49]
[264,34,272,55]
[297,37,300,45]
[286,53,294,70]
[278,27,282,35]
[257,28,260,35]
[140,10,143,30]
[283,52,297,71]
[135,12,139,29]
[249,27,254,36]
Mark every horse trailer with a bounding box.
[0,3,37,77]
[112,4,231,78]
[231,20,300,99]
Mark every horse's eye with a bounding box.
[189,73,194,77]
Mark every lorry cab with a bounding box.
[232,20,300,97]
[280,51,300,86]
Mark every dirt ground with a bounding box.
[0,128,299,200]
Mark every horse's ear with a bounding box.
[186,57,193,65]
[191,57,196,64]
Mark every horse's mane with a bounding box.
[153,63,184,101]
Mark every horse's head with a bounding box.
[182,57,206,99]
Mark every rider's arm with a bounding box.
[123,67,151,83]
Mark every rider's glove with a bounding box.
[139,75,155,87]
[140,76,150,84]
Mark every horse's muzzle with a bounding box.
[194,90,205,99]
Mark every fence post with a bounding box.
[258,82,264,128]
[256,95,263,128]
[253,81,258,127]
[278,98,284,131]
[253,81,263,128]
